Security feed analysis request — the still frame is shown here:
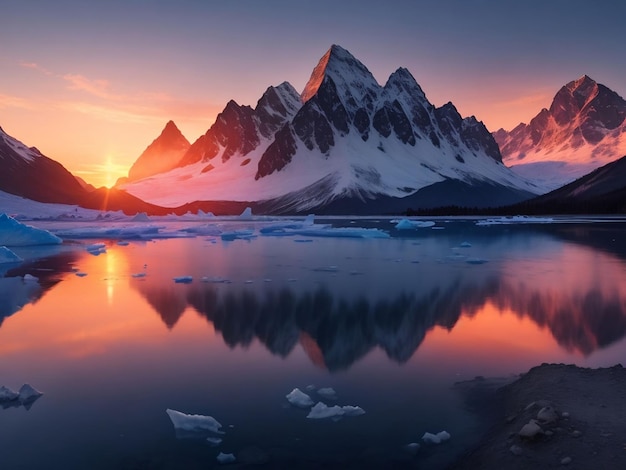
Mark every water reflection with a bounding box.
[131,268,626,370]
[0,252,78,326]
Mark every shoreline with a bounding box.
[450,363,626,469]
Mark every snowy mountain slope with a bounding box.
[0,126,180,215]
[122,45,539,212]
[494,75,626,191]
[122,120,190,183]
[0,126,88,204]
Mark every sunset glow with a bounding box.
[1,1,625,187]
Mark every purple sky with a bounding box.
[1,0,624,187]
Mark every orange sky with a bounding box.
[1,1,624,188]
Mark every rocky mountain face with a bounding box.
[123,120,190,183]
[494,75,626,191]
[0,126,177,215]
[121,45,539,213]
[0,126,87,204]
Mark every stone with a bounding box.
[537,406,559,424]
[519,420,543,439]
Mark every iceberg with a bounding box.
[220,229,255,241]
[23,274,39,282]
[316,387,337,400]
[476,216,554,226]
[0,385,19,402]
[216,452,236,464]
[238,207,253,220]
[18,384,43,403]
[0,213,62,246]
[86,243,107,255]
[166,409,224,434]
[306,402,365,419]
[286,388,314,408]
[394,219,436,230]
[422,430,451,444]
[290,227,390,239]
[306,402,345,419]
[0,246,23,264]
[131,212,151,222]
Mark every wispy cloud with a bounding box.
[62,74,120,100]
[0,93,35,110]
[492,91,552,109]
[19,61,53,76]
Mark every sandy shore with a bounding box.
[450,363,626,469]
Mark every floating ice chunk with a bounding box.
[294,239,313,243]
[0,386,19,401]
[422,430,450,444]
[18,384,43,403]
[0,246,23,264]
[405,442,420,454]
[0,214,63,246]
[117,240,130,246]
[173,276,193,284]
[466,258,488,265]
[394,219,435,230]
[131,273,146,278]
[431,227,445,230]
[459,241,472,248]
[86,243,107,255]
[317,387,337,400]
[307,402,345,419]
[131,212,151,222]
[216,452,236,464]
[221,229,255,241]
[476,216,554,226]
[201,276,231,284]
[75,272,88,277]
[341,405,365,417]
[286,388,314,408]
[23,274,38,282]
[306,402,365,419]
[166,409,224,434]
[238,207,253,220]
[305,384,316,392]
[206,436,223,446]
[244,280,254,284]
[292,227,389,239]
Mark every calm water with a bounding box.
[1,218,626,469]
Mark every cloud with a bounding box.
[19,61,53,76]
[0,93,35,110]
[492,91,552,109]
[62,74,119,100]
[59,101,163,125]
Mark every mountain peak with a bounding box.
[565,75,596,93]
[301,45,379,104]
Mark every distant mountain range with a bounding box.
[494,75,626,191]
[118,45,540,213]
[2,45,626,215]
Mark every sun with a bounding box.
[102,156,126,188]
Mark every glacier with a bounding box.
[0,213,62,246]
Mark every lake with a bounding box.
[1,216,626,469]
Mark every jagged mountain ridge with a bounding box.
[122,120,190,183]
[0,126,181,215]
[121,45,539,212]
[494,75,626,191]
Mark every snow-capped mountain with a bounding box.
[121,120,190,183]
[0,125,87,204]
[121,45,539,213]
[494,75,626,191]
[0,126,177,215]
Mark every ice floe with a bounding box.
[166,409,224,434]
[466,258,488,265]
[405,442,420,454]
[173,276,193,284]
[0,213,62,246]
[206,436,223,446]
[306,402,365,419]
[286,388,314,408]
[393,219,435,230]
[422,430,451,444]
[86,243,107,255]
[23,274,38,282]
[316,387,337,400]
[216,452,236,464]
[75,272,88,277]
[220,229,255,241]
[459,241,472,248]
[476,216,554,226]
[0,246,23,264]
[201,276,232,284]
